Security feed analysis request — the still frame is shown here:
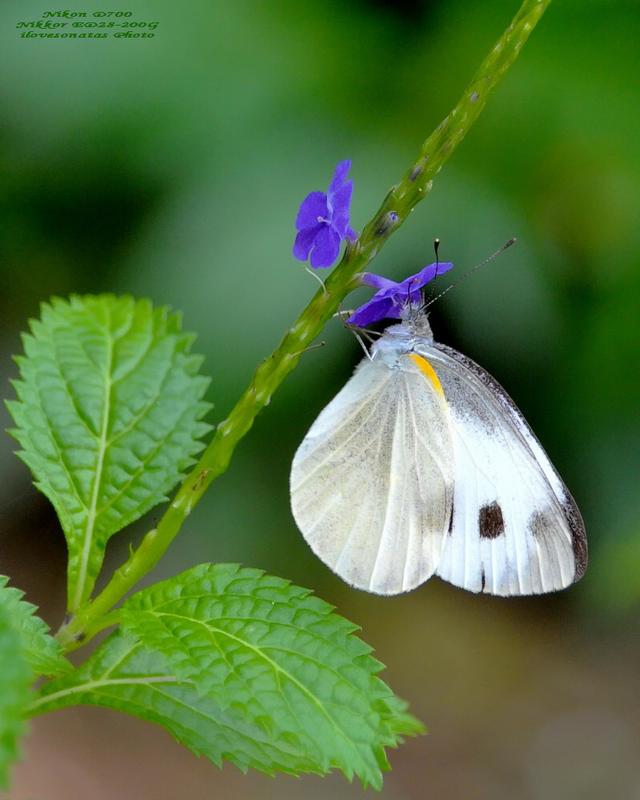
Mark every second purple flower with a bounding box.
[347,261,454,327]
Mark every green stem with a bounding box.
[56,0,550,651]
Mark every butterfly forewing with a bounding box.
[420,341,587,595]
[290,350,454,594]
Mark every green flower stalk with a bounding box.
[56,0,551,650]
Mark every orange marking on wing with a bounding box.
[408,353,445,397]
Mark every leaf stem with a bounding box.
[56,0,551,651]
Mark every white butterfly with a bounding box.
[290,312,587,596]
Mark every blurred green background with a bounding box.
[1,0,639,797]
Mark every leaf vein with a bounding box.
[154,611,358,754]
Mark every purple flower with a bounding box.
[293,160,358,269]
[347,261,454,327]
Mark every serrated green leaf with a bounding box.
[0,576,71,678]
[32,564,423,788]
[0,600,32,789]
[6,295,212,611]
[31,631,323,778]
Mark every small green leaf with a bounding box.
[0,576,70,677]
[6,295,212,611]
[0,600,32,789]
[32,564,422,788]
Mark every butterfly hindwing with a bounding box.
[420,342,587,595]
[290,352,454,594]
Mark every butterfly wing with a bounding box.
[418,341,587,595]
[290,352,454,594]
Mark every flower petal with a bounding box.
[398,261,454,292]
[349,261,455,326]
[362,273,399,292]
[295,191,329,231]
[310,226,341,269]
[331,214,354,240]
[328,179,353,217]
[328,160,351,195]
[293,224,322,261]
[347,296,396,327]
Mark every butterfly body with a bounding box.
[290,314,587,596]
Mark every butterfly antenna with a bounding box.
[405,238,443,322]
[424,237,517,310]
[423,237,442,305]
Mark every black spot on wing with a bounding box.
[479,501,504,539]
[448,499,454,535]
[430,340,589,581]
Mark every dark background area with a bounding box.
[1,0,639,798]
